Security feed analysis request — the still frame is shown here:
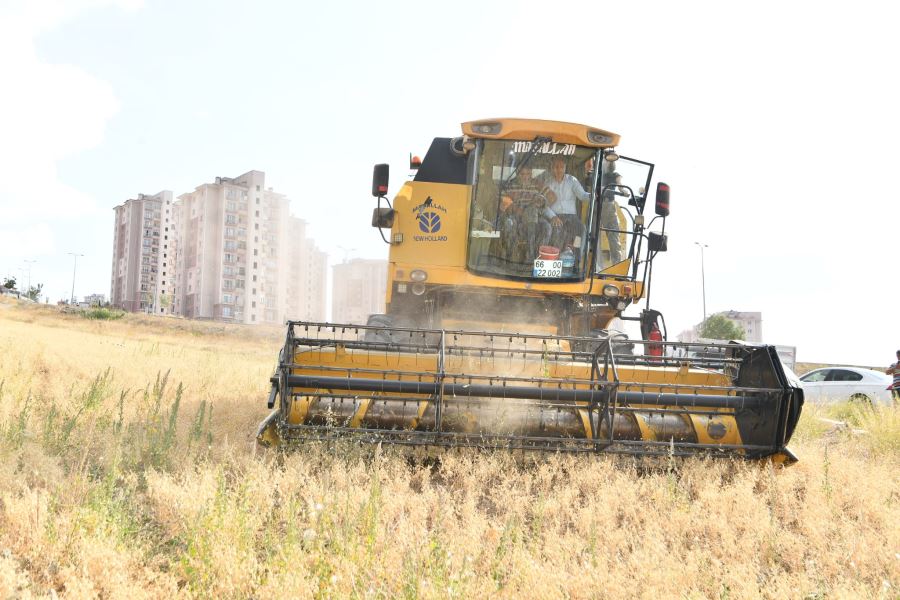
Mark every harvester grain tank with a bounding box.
[258,118,803,461]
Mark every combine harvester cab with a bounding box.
[258,118,803,462]
[258,324,803,461]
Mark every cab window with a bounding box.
[467,139,597,280]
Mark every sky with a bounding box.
[1,0,897,366]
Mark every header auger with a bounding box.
[258,118,803,462]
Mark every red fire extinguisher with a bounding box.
[648,322,663,361]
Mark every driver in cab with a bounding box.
[498,165,552,261]
[540,156,589,251]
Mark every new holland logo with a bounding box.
[418,211,441,233]
[412,196,448,242]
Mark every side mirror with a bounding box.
[372,164,390,197]
[371,207,395,229]
[655,182,670,217]
[648,232,667,252]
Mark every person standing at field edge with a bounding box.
[887,349,900,403]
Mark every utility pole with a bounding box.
[68,252,83,304]
[694,242,708,324]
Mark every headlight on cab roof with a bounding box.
[588,130,614,145]
[410,269,428,282]
[472,122,501,135]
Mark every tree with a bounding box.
[699,314,745,341]
[2,276,15,290]
[26,283,43,301]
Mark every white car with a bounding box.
[799,367,893,405]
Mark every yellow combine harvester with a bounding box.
[258,118,803,461]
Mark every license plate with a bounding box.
[533,259,562,278]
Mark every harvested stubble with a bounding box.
[0,298,898,599]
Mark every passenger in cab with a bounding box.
[599,162,625,265]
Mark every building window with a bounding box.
[223,294,233,304]
[222,306,233,317]
[256,185,260,191]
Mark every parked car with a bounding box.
[799,367,893,405]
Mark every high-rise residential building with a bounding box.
[111,171,329,325]
[173,170,294,324]
[332,258,388,324]
[110,191,175,313]
[285,217,327,321]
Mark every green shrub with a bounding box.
[82,307,126,320]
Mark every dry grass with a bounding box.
[1,298,898,599]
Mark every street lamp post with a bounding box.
[337,246,357,264]
[23,259,36,293]
[68,252,83,304]
[694,242,708,324]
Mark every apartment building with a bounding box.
[172,170,329,325]
[110,191,175,313]
[332,258,388,324]
[285,217,327,321]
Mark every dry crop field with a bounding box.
[1,298,898,599]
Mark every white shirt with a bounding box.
[543,174,590,217]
